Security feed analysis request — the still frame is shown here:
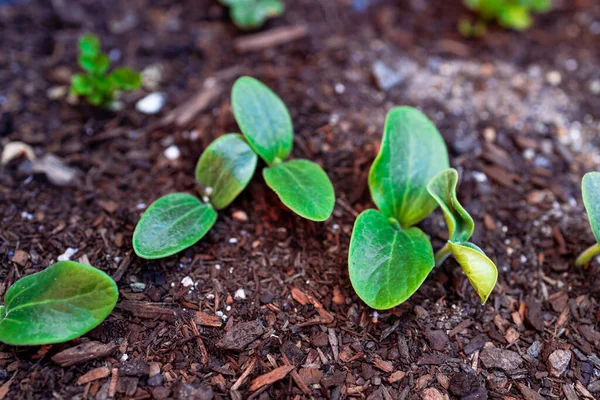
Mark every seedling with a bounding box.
[70,34,141,108]
[460,0,550,36]
[133,134,258,259]
[348,107,497,310]
[219,0,284,30]
[0,261,118,346]
[575,172,600,266]
[133,77,335,259]
[232,76,335,221]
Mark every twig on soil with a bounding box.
[249,365,294,391]
[231,357,257,392]
[234,25,308,53]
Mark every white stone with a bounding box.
[164,145,180,161]
[234,288,246,300]
[58,247,78,261]
[136,92,165,114]
[181,276,194,287]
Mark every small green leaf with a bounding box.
[498,4,532,30]
[427,168,474,243]
[263,159,335,221]
[133,193,217,259]
[448,242,497,304]
[79,34,100,58]
[229,0,285,29]
[0,261,118,346]
[369,106,449,227]
[231,76,293,165]
[79,53,110,75]
[71,74,93,95]
[349,209,435,309]
[110,68,142,91]
[582,172,600,244]
[195,134,258,210]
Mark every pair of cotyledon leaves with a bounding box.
[133,77,335,259]
[349,107,498,310]
[0,261,118,346]
[576,172,600,266]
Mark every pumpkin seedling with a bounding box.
[219,0,284,30]
[427,168,498,303]
[133,134,257,259]
[575,172,600,266]
[0,261,118,346]
[70,34,141,108]
[461,0,550,35]
[348,107,497,310]
[232,76,335,222]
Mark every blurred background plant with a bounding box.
[460,0,551,37]
[70,34,141,108]
[218,0,284,30]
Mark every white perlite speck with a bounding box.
[164,145,180,160]
[234,288,246,300]
[58,247,78,261]
[181,276,194,288]
[136,92,165,114]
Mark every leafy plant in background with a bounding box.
[133,76,335,259]
[348,107,497,310]
[219,0,284,30]
[460,0,551,37]
[70,34,141,108]
[0,261,118,346]
[575,172,600,267]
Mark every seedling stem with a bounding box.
[434,243,452,267]
[575,243,600,267]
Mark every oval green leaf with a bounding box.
[448,241,497,304]
[133,193,217,259]
[195,134,258,210]
[263,159,335,221]
[582,172,600,244]
[0,261,118,346]
[229,0,285,29]
[348,209,435,310]
[369,106,449,228]
[110,67,142,91]
[231,76,293,165]
[427,168,474,243]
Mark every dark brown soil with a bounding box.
[1,0,599,399]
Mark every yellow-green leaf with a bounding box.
[448,241,497,304]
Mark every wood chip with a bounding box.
[388,371,406,383]
[77,367,111,385]
[448,319,473,337]
[117,300,178,321]
[10,249,29,267]
[160,84,221,128]
[194,311,223,327]
[108,368,118,398]
[231,358,256,391]
[505,327,520,344]
[234,25,308,53]
[51,341,119,367]
[373,358,394,373]
[0,375,14,400]
[249,365,294,391]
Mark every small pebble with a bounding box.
[181,276,194,288]
[21,211,33,220]
[130,282,146,292]
[234,288,246,300]
[136,92,165,114]
[546,71,562,86]
[57,247,78,261]
[232,210,248,221]
[547,349,571,377]
[164,145,180,161]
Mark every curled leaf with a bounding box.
[133,193,217,259]
[349,209,435,309]
[427,168,474,243]
[195,134,258,210]
[369,106,449,227]
[0,261,118,346]
[448,241,497,304]
[263,159,335,221]
[231,76,293,165]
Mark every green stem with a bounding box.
[435,243,452,267]
[575,243,600,267]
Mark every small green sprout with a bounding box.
[232,76,335,221]
[70,34,141,108]
[348,107,497,310]
[461,0,551,35]
[133,76,335,259]
[219,0,284,30]
[575,172,600,267]
[133,134,257,259]
[0,261,118,346]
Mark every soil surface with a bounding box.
[1,0,600,399]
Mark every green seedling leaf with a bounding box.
[231,76,293,165]
[71,74,93,95]
[133,193,217,259]
[195,134,258,210]
[110,68,142,91]
[0,261,118,346]
[427,168,474,243]
[78,34,101,58]
[78,53,110,75]
[349,209,435,309]
[369,106,449,227]
[448,242,497,304]
[582,172,600,244]
[230,0,285,29]
[498,4,531,30]
[263,159,335,221]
